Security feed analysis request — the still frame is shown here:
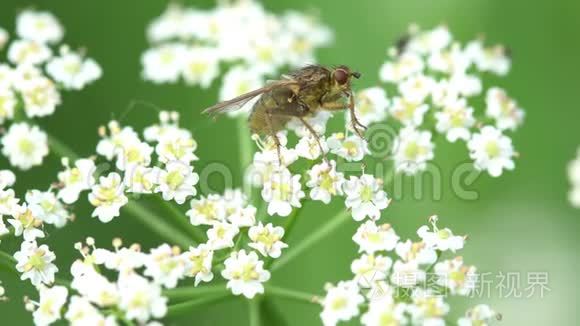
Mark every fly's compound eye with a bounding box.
[334,69,349,85]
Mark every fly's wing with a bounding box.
[202,80,299,117]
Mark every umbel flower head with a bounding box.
[0,10,102,170]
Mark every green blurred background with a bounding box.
[1,0,579,324]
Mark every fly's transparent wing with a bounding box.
[203,80,299,117]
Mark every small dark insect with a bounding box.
[203,65,365,163]
[395,34,411,54]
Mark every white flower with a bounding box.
[187,194,225,227]
[407,25,453,55]
[248,222,288,258]
[16,10,63,44]
[26,190,69,228]
[1,122,49,170]
[395,240,437,265]
[399,74,435,103]
[458,304,498,326]
[0,86,17,124]
[417,216,464,252]
[261,167,304,217]
[434,97,476,142]
[427,43,470,75]
[92,247,146,273]
[390,97,429,127]
[46,50,102,90]
[88,172,128,223]
[353,221,399,254]
[351,254,392,288]
[287,111,332,138]
[353,87,390,125]
[141,43,186,83]
[306,160,344,204]
[434,257,477,296]
[223,189,256,227]
[96,122,140,161]
[207,222,239,250]
[485,87,524,131]
[118,273,167,323]
[21,77,61,118]
[295,135,328,160]
[468,126,515,177]
[156,161,199,204]
[0,169,16,189]
[0,188,19,216]
[320,281,364,326]
[361,297,408,326]
[449,73,482,97]
[115,139,153,171]
[327,133,369,162]
[8,204,45,241]
[181,46,219,88]
[219,66,264,117]
[343,174,390,221]
[390,259,426,288]
[144,244,188,288]
[181,244,214,286]
[155,128,198,164]
[393,127,434,175]
[32,285,68,326]
[7,39,52,65]
[124,165,160,194]
[380,52,424,83]
[14,241,58,287]
[221,250,270,299]
[466,40,510,76]
[65,296,113,326]
[408,288,449,325]
[71,268,119,307]
[250,133,298,172]
[56,158,96,204]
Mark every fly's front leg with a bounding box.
[321,97,367,139]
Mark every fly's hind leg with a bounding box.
[264,110,283,166]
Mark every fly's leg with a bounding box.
[297,116,328,163]
[264,110,283,166]
[321,99,367,139]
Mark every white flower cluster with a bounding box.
[249,114,389,221]
[77,112,200,222]
[568,148,580,207]
[353,25,523,177]
[26,239,170,325]
[141,1,332,116]
[0,10,102,170]
[0,169,72,290]
[320,215,500,326]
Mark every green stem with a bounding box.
[163,283,227,302]
[271,208,350,272]
[166,293,230,317]
[249,298,261,326]
[266,285,318,305]
[237,116,253,197]
[425,250,442,274]
[0,250,16,274]
[46,132,80,160]
[123,202,193,248]
[157,198,206,244]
